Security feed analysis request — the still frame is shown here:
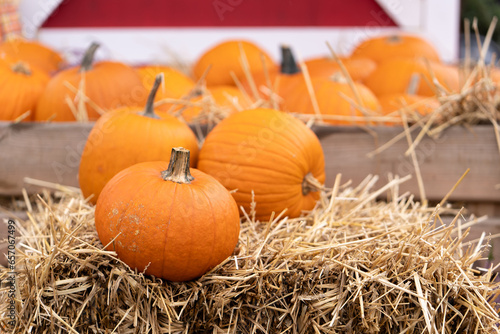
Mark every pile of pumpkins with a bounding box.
[0,33,481,125]
[0,34,475,282]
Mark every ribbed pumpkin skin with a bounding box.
[34,61,147,121]
[197,108,325,221]
[193,40,275,87]
[0,61,50,121]
[94,160,240,282]
[350,34,441,63]
[0,38,65,74]
[283,76,381,125]
[78,109,199,204]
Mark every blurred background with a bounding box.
[3,0,500,66]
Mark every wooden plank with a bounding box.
[316,124,500,203]
[0,122,93,196]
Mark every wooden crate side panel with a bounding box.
[317,125,500,202]
[0,123,93,195]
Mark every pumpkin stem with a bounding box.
[80,42,100,72]
[11,61,31,75]
[161,147,195,184]
[387,35,402,44]
[280,45,300,74]
[302,172,323,196]
[142,74,162,119]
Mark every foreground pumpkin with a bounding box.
[0,59,50,121]
[0,38,65,74]
[350,33,441,63]
[34,42,146,121]
[95,147,240,282]
[78,75,199,204]
[193,39,275,86]
[283,74,381,125]
[197,108,325,221]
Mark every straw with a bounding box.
[1,174,498,333]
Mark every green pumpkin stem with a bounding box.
[302,172,323,196]
[161,147,194,184]
[142,74,162,119]
[80,42,100,72]
[280,45,300,74]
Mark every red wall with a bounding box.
[42,0,396,28]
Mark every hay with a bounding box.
[1,174,499,333]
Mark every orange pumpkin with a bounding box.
[304,56,377,82]
[95,147,240,282]
[362,58,460,97]
[178,85,251,123]
[135,64,196,112]
[0,59,50,121]
[0,38,65,74]
[197,108,325,221]
[34,42,146,122]
[377,93,441,125]
[283,74,381,125]
[78,75,199,204]
[350,34,441,63]
[193,39,275,87]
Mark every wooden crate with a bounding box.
[0,122,92,195]
[315,124,500,203]
[1,121,499,266]
[1,122,499,201]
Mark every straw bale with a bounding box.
[1,175,499,333]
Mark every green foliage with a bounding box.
[461,0,500,43]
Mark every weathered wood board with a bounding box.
[315,124,500,203]
[0,122,93,195]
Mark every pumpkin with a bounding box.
[78,75,200,204]
[193,39,275,87]
[283,74,381,126]
[304,55,377,82]
[34,42,147,122]
[197,108,325,221]
[350,33,441,63]
[0,59,50,121]
[362,58,460,97]
[178,85,252,123]
[0,38,65,74]
[241,45,302,101]
[377,93,441,125]
[135,64,196,112]
[94,147,240,282]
